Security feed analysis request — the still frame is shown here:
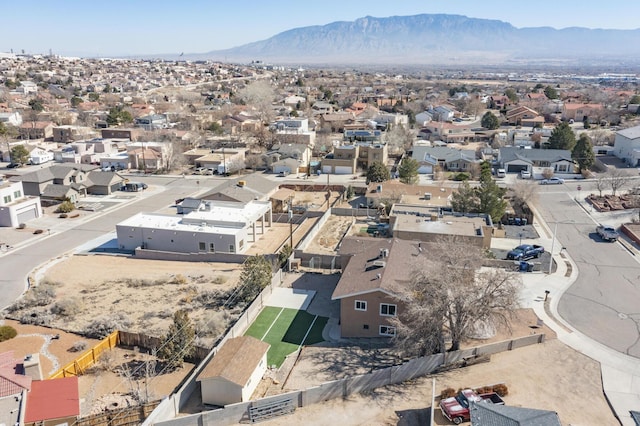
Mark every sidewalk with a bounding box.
[515,201,640,426]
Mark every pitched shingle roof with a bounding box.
[0,351,31,398]
[197,336,269,386]
[470,402,561,425]
[499,147,573,164]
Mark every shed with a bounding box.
[24,376,80,426]
[197,336,270,406]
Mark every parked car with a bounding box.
[506,244,545,260]
[596,224,619,242]
[6,163,21,168]
[496,169,506,178]
[440,389,505,425]
[520,170,531,179]
[540,177,564,185]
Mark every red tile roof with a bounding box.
[24,376,79,423]
[0,351,32,397]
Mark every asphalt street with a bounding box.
[0,175,208,310]
[535,183,640,359]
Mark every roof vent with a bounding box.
[373,260,386,268]
[375,273,382,280]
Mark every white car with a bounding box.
[540,177,564,185]
[520,170,531,179]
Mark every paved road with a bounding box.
[0,175,208,310]
[535,185,640,358]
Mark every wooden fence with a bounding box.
[77,400,160,426]
[49,330,119,379]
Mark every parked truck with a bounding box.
[596,224,619,242]
[440,389,505,424]
[506,244,545,260]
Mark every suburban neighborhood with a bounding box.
[1,42,640,426]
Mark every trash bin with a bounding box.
[519,261,529,272]
[526,262,534,272]
[522,218,528,226]
[514,217,522,226]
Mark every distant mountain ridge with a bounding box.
[188,14,640,66]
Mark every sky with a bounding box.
[2,0,640,57]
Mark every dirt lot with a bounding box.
[304,215,355,254]
[10,255,244,346]
[0,319,192,417]
[265,310,615,426]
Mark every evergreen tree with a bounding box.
[237,255,273,305]
[10,145,30,165]
[366,161,390,184]
[481,111,500,130]
[548,122,576,150]
[475,162,507,223]
[158,310,195,370]
[398,157,419,184]
[572,134,595,173]
[450,181,479,213]
[544,85,559,99]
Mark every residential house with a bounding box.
[411,146,479,172]
[311,101,334,115]
[222,112,261,134]
[332,237,417,338]
[432,105,455,122]
[195,149,246,174]
[17,81,38,95]
[613,125,640,167]
[116,200,273,254]
[422,122,475,143]
[319,112,356,133]
[197,336,270,406]
[344,129,382,143]
[271,157,301,175]
[0,351,32,426]
[52,125,95,142]
[357,143,388,171]
[283,94,306,108]
[562,102,603,123]
[19,121,54,140]
[127,142,171,171]
[0,176,42,226]
[415,111,433,127]
[268,143,312,171]
[28,146,54,165]
[498,147,575,175]
[24,377,80,426]
[470,401,561,426]
[0,111,22,126]
[389,204,493,249]
[322,145,358,174]
[273,118,315,146]
[200,175,279,204]
[134,113,168,130]
[505,106,543,126]
[365,181,453,209]
[100,128,142,141]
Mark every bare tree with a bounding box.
[245,153,265,171]
[594,173,609,197]
[509,181,539,210]
[608,169,633,196]
[236,80,276,126]
[391,240,520,355]
[383,125,414,155]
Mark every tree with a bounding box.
[206,122,224,135]
[450,181,479,213]
[481,111,500,130]
[383,124,414,155]
[572,134,595,173]
[237,255,272,305]
[607,169,632,196]
[236,80,276,126]
[10,145,29,165]
[106,106,133,126]
[504,88,518,103]
[88,92,100,102]
[28,98,44,112]
[544,86,559,100]
[548,122,576,150]
[366,161,390,184]
[391,241,519,355]
[476,162,507,223]
[70,96,83,108]
[398,157,419,184]
[157,310,195,370]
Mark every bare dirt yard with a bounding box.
[8,254,245,346]
[0,319,192,417]
[304,215,355,254]
[264,310,616,426]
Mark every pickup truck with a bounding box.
[596,224,619,242]
[440,389,505,424]
[506,244,545,260]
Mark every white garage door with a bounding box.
[418,165,433,174]
[322,165,333,174]
[17,207,38,223]
[334,166,353,175]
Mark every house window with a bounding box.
[363,324,369,330]
[198,242,206,251]
[3,195,10,203]
[229,244,235,253]
[355,300,367,311]
[239,240,244,249]
[379,325,396,337]
[556,164,569,172]
[209,243,215,253]
[380,303,397,317]
[13,190,21,198]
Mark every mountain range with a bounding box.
[184,14,640,67]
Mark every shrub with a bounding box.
[18,223,26,229]
[440,387,456,399]
[70,340,88,352]
[84,313,131,339]
[56,201,75,214]
[59,213,68,218]
[492,383,509,396]
[452,172,470,181]
[51,298,83,317]
[0,325,17,342]
[212,276,228,285]
[33,229,44,235]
